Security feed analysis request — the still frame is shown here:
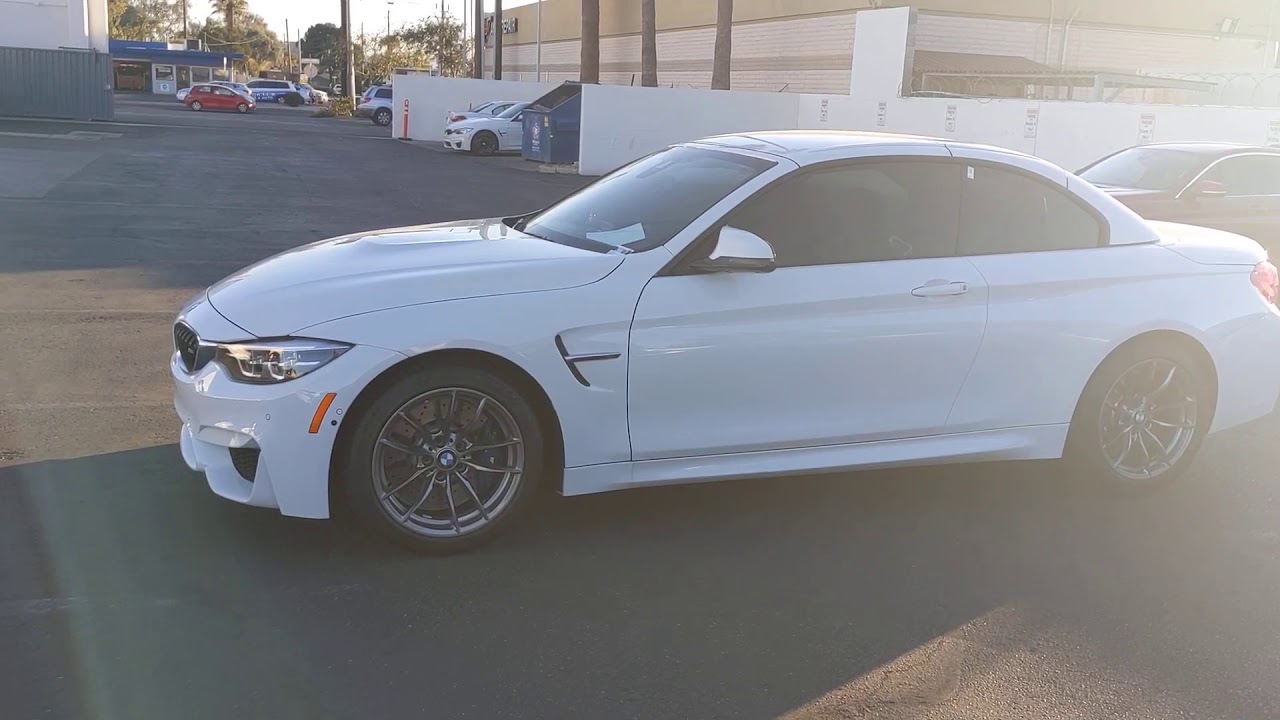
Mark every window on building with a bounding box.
[1201,155,1280,197]
[191,67,212,83]
[154,65,175,81]
[725,160,963,267]
[957,164,1104,255]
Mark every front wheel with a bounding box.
[190,100,203,111]
[471,131,498,156]
[236,102,249,113]
[1066,342,1212,492]
[341,365,546,554]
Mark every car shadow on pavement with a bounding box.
[2,441,1278,719]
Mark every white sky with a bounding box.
[201,0,539,43]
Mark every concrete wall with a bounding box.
[0,0,107,51]
[577,83,802,175]
[391,75,559,142]
[493,0,1280,46]
[799,7,1280,171]
[486,7,1271,95]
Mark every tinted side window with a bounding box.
[246,80,263,88]
[375,88,392,99]
[1202,156,1280,196]
[726,161,962,267]
[958,165,1103,255]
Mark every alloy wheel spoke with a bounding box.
[439,390,458,431]
[1133,428,1154,466]
[399,474,438,523]
[396,410,428,440]
[1141,425,1172,462]
[463,459,521,474]
[465,438,522,453]
[379,437,424,456]
[380,465,431,501]
[1150,364,1177,397]
[459,397,489,439]
[455,472,490,521]
[445,474,462,534]
[1150,418,1195,430]
[1113,431,1137,469]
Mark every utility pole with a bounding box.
[182,0,189,40]
[494,0,503,80]
[386,1,393,38]
[341,0,355,100]
[473,0,483,78]
[536,0,542,81]
[285,18,291,72]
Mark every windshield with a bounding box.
[1079,147,1204,191]
[497,103,528,119]
[516,146,776,253]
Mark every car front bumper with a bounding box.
[173,342,405,520]
[443,132,472,152]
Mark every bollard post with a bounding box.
[401,99,411,140]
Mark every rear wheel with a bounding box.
[190,100,203,111]
[340,365,546,554]
[1066,341,1212,493]
[471,131,498,156]
[373,108,392,126]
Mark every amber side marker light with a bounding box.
[309,393,338,434]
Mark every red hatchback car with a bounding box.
[1079,142,1280,254]
[185,84,255,114]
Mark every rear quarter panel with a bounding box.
[947,243,1272,433]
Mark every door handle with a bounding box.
[911,281,968,298]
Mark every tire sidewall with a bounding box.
[374,109,391,126]
[190,101,202,111]
[1067,341,1213,493]
[339,365,546,553]
[237,103,248,113]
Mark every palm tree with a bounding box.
[210,0,246,34]
[581,0,600,83]
[711,0,732,89]
[640,0,657,86]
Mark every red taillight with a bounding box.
[1252,260,1278,304]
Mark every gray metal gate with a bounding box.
[0,46,114,121]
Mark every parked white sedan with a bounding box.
[173,131,1280,554]
[443,102,530,155]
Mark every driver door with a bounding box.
[499,112,524,151]
[627,159,989,460]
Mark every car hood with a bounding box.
[206,218,624,338]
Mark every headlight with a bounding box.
[455,127,475,134]
[214,338,351,384]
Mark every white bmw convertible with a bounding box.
[173,131,1280,553]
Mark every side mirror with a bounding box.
[689,226,776,274]
[1188,179,1227,199]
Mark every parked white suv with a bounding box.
[355,86,393,126]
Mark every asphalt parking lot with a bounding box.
[3,100,1280,720]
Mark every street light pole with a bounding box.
[473,0,483,78]
[536,0,542,81]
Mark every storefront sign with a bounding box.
[819,99,829,123]
[877,101,887,127]
[502,18,518,33]
[945,104,957,133]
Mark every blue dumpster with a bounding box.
[522,82,583,164]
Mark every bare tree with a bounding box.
[640,0,657,86]
[581,0,600,83]
[711,0,732,89]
